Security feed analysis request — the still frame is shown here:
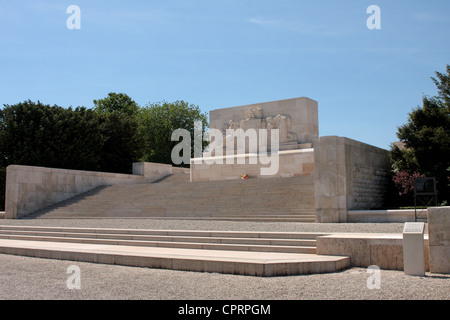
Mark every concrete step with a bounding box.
[207,216,316,222]
[30,175,316,220]
[0,238,350,276]
[0,225,327,239]
[31,215,316,222]
[0,225,325,254]
[0,225,350,276]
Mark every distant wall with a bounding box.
[314,136,391,223]
[5,163,172,219]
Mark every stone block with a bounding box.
[428,246,450,274]
[314,136,390,223]
[317,234,429,271]
[428,206,450,274]
[209,97,318,148]
[428,206,450,246]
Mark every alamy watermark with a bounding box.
[367,5,381,30]
[366,265,381,289]
[65,5,380,31]
[66,265,81,290]
[66,5,81,30]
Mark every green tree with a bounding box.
[0,100,103,170]
[92,93,145,173]
[98,112,145,174]
[139,100,208,166]
[93,92,140,117]
[391,65,450,203]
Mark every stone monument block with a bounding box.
[210,97,319,150]
[428,206,450,274]
[190,97,319,181]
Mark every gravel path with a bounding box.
[0,219,447,301]
[0,218,410,233]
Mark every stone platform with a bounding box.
[0,225,350,276]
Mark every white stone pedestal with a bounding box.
[402,222,426,276]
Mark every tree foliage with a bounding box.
[0,101,104,170]
[93,92,140,117]
[391,65,450,203]
[139,100,208,166]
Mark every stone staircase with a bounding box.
[0,225,350,276]
[0,225,322,254]
[27,172,316,222]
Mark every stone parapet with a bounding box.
[5,164,158,219]
[316,233,430,271]
[132,162,173,179]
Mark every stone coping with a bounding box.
[7,164,145,180]
[348,209,427,223]
[210,96,317,112]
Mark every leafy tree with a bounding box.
[92,93,145,173]
[391,65,450,203]
[98,111,145,174]
[93,92,140,117]
[0,100,103,170]
[139,100,208,166]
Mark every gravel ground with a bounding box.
[0,254,448,301]
[0,218,411,233]
[0,219,447,301]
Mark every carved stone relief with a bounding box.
[222,106,298,147]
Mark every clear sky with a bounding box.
[1,0,449,149]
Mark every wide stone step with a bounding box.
[31,213,316,222]
[0,229,317,247]
[0,225,350,276]
[0,234,316,254]
[0,238,350,276]
[207,216,316,222]
[0,225,326,239]
[0,226,328,254]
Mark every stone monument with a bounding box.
[190,97,318,181]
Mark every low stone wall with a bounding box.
[132,162,173,179]
[347,209,426,223]
[190,149,314,181]
[314,136,390,223]
[316,233,430,271]
[5,163,172,219]
[428,206,450,274]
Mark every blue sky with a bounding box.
[1,0,449,149]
